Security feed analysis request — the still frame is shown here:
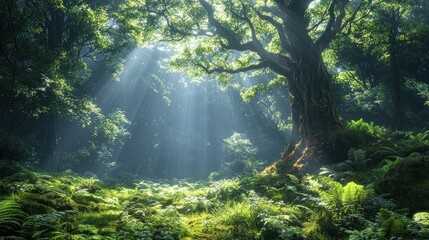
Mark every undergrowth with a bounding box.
[1,127,429,239]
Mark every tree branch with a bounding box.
[308,12,329,32]
[254,7,290,53]
[198,0,290,75]
[315,0,366,53]
[195,61,270,74]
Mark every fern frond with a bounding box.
[20,210,75,239]
[0,200,27,235]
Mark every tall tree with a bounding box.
[122,0,368,172]
[0,0,135,168]
[330,0,429,129]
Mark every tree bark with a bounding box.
[269,58,341,174]
[265,5,342,174]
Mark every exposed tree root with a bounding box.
[263,130,341,176]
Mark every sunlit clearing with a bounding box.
[116,47,249,178]
[55,46,249,179]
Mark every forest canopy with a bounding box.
[0,0,428,176]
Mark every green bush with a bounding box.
[0,131,36,163]
[329,119,387,163]
[216,133,264,178]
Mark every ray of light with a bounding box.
[54,46,252,179]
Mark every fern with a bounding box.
[20,210,75,239]
[348,119,386,138]
[409,132,429,145]
[0,200,27,235]
[341,182,366,206]
[414,212,429,229]
[367,146,398,163]
[377,209,409,238]
[380,216,408,238]
[380,156,403,173]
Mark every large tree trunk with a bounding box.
[274,58,341,173]
[196,0,347,174]
[265,6,342,174]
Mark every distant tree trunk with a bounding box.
[39,6,64,170]
[388,14,402,130]
[40,111,59,171]
[389,48,402,130]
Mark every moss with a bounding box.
[375,154,429,212]
[15,191,77,212]
[183,213,214,239]
[72,194,106,205]
[76,211,120,229]
[17,199,56,215]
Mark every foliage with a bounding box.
[223,132,258,160]
[329,0,429,129]
[1,128,429,239]
[0,200,26,237]
[64,110,130,174]
[410,81,429,106]
[330,119,386,147]
[347,119,387,139]
[414,212,429,230]
[94,110,131,145]
[0,0,134,125]
[328,119,387,164]
[213,133,264,179]
[0,0,136,173]
[323,128,429,213]
[0,131,36,163]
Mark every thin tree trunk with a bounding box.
[0,64,16,126]
[389,32,402,130]
[40,111,59,170]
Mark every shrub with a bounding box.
[217,133,263,178]
[329,119,386,163]
[0,131,36,163]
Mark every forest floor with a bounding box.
[1,131,429,239]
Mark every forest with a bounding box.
[0,0,429,239]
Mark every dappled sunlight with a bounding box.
[1,0,429,239]
[82,46,263,178]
